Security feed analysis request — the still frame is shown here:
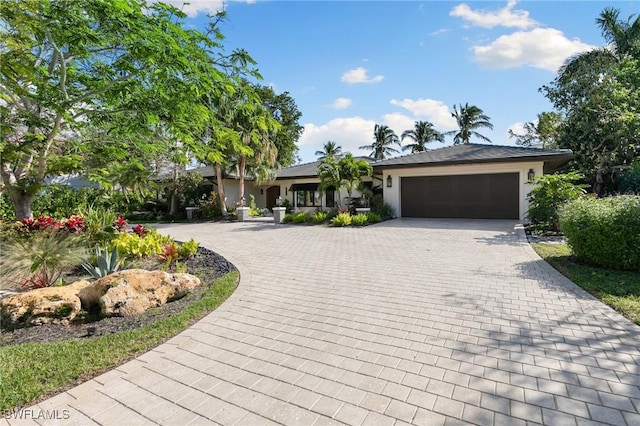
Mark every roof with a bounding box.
[372,144,574,170]
[275,156,376,180]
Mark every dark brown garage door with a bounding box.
[401,173,519,219]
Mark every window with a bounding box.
[296,190,321,207]
[325,188,336,208]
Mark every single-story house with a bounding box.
[373,144,574,221]
[197,144,573,220]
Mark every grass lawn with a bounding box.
[0,271,238,412]
[532,243,640,326]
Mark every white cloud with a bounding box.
[450,0,537,29]
[506,121,526,139]
[390,98,457,131]
[382,113,417,136]
[341,67,384,84]
[472,28,595,72]
[154,1,225,17]
[332,98,352,110]
[429,28,449,36]
[298,117,376,155]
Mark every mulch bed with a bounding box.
[0,247,236,346]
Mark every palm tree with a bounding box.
[360,124,400,160]
[315,141,342,160]
[558,8,639,84]
[446,103,493,144]
[401,121,444,153]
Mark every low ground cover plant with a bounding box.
[312,211,329,224]
[559,195,640,271]
[351,213,368,226]
[331,212,352,227]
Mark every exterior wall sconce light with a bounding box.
[260,189,264,195]
[527,169,535,181]
[285,187,288,195]
[386,175,392,188]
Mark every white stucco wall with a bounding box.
[381,161,543,221]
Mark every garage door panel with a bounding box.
[401,173,519,219]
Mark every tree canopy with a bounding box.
[541,7,639,193]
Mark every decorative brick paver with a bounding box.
[15,219,640,425]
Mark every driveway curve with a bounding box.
[21,219,640,426]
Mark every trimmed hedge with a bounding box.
[559,195,640,271]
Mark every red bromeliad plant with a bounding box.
[63,215,86,233]
[112,216,128,233]
[132,224,146,237]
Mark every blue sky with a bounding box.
[170,0,640,163]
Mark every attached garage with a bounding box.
[400,173,519,219]
[374,144,575,221]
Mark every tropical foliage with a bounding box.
[315,141,342,160]
[401,121,444,153]
[541,7,639,194]
[526,172,587,232]
[0,1,304,220]
[508,112,562,148]
[446,103,494,144]
[318,153,372,208]
[360,124,400,159]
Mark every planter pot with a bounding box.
[272,207,286,224]
[237,207,250,222]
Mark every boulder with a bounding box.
[0,280,91,326]
[78,269,201,317]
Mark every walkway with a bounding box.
[14,219,640,425]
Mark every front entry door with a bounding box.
[266,186,281,210]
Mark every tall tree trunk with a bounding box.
[169,191,179,215]
[238,155,247,206]
[8,187,36,220]
[169,165,179,215]
[215,163,228,217]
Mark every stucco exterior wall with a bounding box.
[381,161,543,221]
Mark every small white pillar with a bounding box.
[273,207,286,223]
[237,207,250,222]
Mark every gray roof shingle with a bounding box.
[372,143,573,169]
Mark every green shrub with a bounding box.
[618,159,640,194]
[292,211,310,223]
[527,172,587,232]
[178,238,199,259]
[351,213,368,226]
[248,194,261,217]
[559,195,640,271]
[280,198,293,214]
[195,192,222,219]
[370,195,395,220]
[312,211,329,224]
[331,212,352,227]
[0,193,15,221]
[110,227,173,259]
[76,206,119,247]
[282,214,294,223]
[366,212,382,224]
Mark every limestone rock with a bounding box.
[78,269,201,317]
[0,280,91,326]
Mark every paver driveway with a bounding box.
[17,219,640,425]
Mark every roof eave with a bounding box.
[372,153,575,171]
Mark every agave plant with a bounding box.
[82,246,124,279]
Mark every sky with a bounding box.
[167,0,640,164]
